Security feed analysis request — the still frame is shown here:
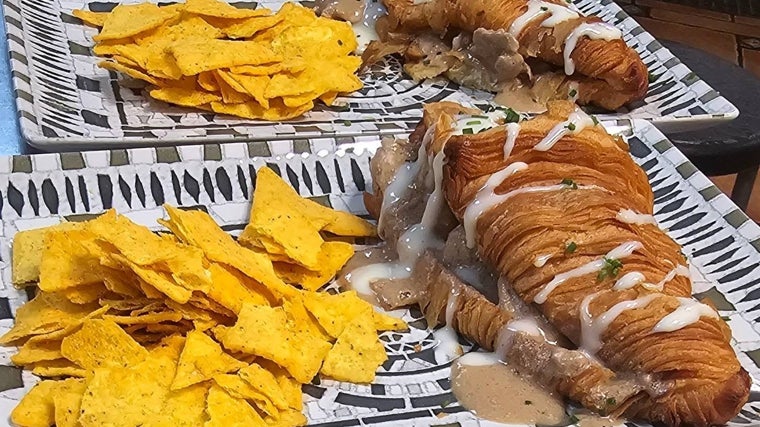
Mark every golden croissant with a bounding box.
[372,0,649,110]
[363,101,750,426]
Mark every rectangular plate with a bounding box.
[2,0,738,151]
[0,119,757,426]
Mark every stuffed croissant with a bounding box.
[362,101,750,426]
[365,0,648,110]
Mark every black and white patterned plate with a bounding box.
[0,119,757,426]
[1,0,739,150]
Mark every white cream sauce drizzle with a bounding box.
[616,208,657,226]
[533,107,596,151]
[504,122,521,159]
[534,253,553,268]
[613,265,689,291]
[463,162,529,248]
[348,126,448,298]
[452,113,502,135]
[434,288,463,362]
[509,0,580,38]
[653,297,718,333]
[563,22,622,75]
[377,143,427,232]
[534,241,643,304]
[580,293,658,355]
[612,272,646,291]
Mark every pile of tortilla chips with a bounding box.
[4,167,405,427]
[74,0,363,120]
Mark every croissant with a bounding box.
[376,0,648,110]
[402,100,748,426]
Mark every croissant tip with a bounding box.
[711,368,752,425]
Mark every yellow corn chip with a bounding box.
[265,409,308,427]
[12,222,82,286]
[10,380,57,427]
[274,241,354,291]
[104,312,183,325]
[373,311,408,332]
[302,290,372,338]
[169,38,281,76]
[214,70,252,104]
[207,263,272,315]
[150,86,222,107]
[198,71,220,91]
[282,92,318,108]
[115,256,194,304]
[284,296,330,342]
[320,314,387,383]
[257,360,303,411]
[31,359,88,378]
[208,14,283,39]
[60,318,148,371]
[94,3,177,41]
[172,329,246,390]
[210,98,312,120]
[146,382,209,427]
[217,304,330,383]
[59,283,109,304]
[99,60,162,85]
[238,363,288,411]
[72,9,109,27]
[222,71,269,108]
[213,373,278,417]
[185,0,271,19]
[53,379,88,427]
[229,59,306,76]
[205,384,266,427]
[161,205,296,299]
[38,227,102,292]
[319,91,338,106]
[0,292,99,345]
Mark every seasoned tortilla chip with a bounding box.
[72,9,109,27]
[273,241,354,291]
[0,292,99,345]
[320,314,387,383]
[172,330,245,390]
[205,384,266,427]
[94,3,177,41]
[12,222,82,286]
[302,290,372,338]
[60,319,148,371]
[184,0,271,19]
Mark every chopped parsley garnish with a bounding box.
[561,178,578,189]
[472,115,488,119]
[462,128,474,135]
[524,400,533,405]
[343,120,351,126]
[606,397,617,406]
[566,122,577,131]
[591,115,599,125]
[565,241,577,254]
[541,6,548,10]
[721,315,731,321]
[597,258,624,281]
[568,414,580,424]
[503,108,521,123]
[466,120,481,125]
[569,89,578,98]
[648,72,657,83]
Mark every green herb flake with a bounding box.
[524,400,533,405]
[648,72,657,83]
[591,115,599,125]
[541,6,548,10]
[568,414,580,424]
[343,120,351,127]
[566,122,577,131]
[561,178,578,190]
[466,120,481,126]
[598,257,624,281]
[440,399,455,408]
[721,315,731,321]
[504,108,521,123]
[606,397,617,406]
[565,241,577,254]
[569,89,577,97]
[462,128,474,135]
[472,115,488,119]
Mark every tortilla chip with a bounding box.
[94,3,177,41]
[99,59,162,85]
[148,382,209,427]
[31,359,88,378]
[205,384,266,427]
[59,283,109,304]
[229,59,306,76]
[116,256,194,304]
[373,311,408,332]
[104,312,183,325]
[210,14,284,39]
[60,319,148,371]
[210,98,312,121]
[319,91,338,106]
[38,227,102,292]
[10,380,57,427]
[213,373,278,416]
[238,363,288,411]
[302,290,372,338]
[197,71,220,91]
[283,295,330,342]
[12,222,82,286]
[0,292,99,345]
[257,360,303,411]
[168,38,281,76]
[224,72,270,108]
[217,304,330,383]
[214,70,252,104]
[207,263,272,314]
[72,9,109,27]
[53,379,89,427]
[274,241,354,291]
[185,0,271,19]
[160,205,296,300]
[320,314,387,383]
[172,330,246,390]
[150,86,222,107]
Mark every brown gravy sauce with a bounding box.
[451,355,568,426]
